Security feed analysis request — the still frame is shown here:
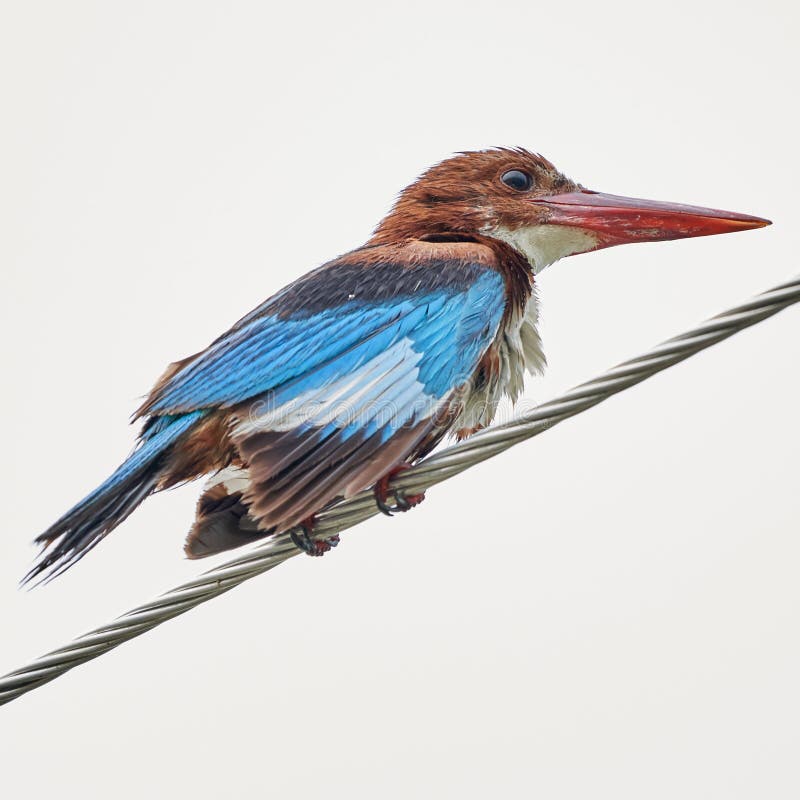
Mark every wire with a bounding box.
[1,274,798,707]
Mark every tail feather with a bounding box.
[184,466,267,559]
[24,412,203,585]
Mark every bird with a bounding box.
[24,147,770,584]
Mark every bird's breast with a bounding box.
[454,289,545,436]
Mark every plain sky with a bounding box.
[1,1,798,798]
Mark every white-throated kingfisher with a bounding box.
[26,148,770,583]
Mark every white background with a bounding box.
[1,2,798,797]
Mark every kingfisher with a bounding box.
[25,148,770,583]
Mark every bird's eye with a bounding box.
[501,169,533,192]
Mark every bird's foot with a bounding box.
[374,463,426,516]
[290,516,340,557]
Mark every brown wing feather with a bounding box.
[184,415,443,559]
[236,417,435,532]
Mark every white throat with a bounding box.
[485,224,598,274]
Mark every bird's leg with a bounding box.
[374,463,426,516]
[290,515,340,557]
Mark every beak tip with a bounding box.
[741,214,772,231]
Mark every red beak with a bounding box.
[533,190,771,249]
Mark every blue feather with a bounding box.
[147,272,504,417]
[26,410,205,583]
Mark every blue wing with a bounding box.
[141,260,504,417]
[140,244,508,540]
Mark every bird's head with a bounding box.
[370,148,770,272]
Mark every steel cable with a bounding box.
[1,274,798,707]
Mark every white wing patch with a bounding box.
[233,336,440,438]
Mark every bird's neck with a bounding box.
[371,206,598,275]
[369,195,485,246]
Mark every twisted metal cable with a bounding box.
[1,275,798,707]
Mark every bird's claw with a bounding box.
[374,464,426,516]
[290,517,339,557]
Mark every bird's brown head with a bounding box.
[371,148,771,272]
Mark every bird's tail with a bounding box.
[23,412,204,585]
